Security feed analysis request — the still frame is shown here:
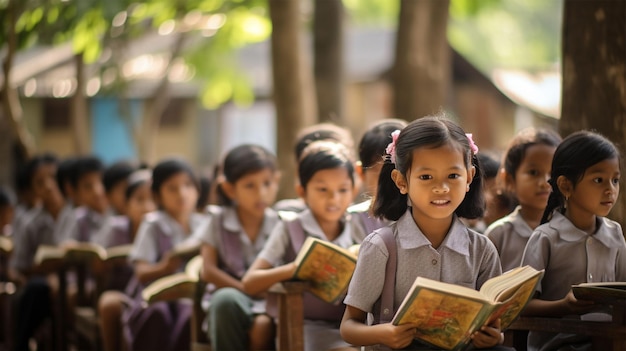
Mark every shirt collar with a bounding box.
[222,206,279,237]
[550,211,622,247]
[299,208,354,247]
[396,209,470,256]
[509,206,533,238]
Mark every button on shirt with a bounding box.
[344,209,502,322]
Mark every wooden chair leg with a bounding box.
[269,281,308,351]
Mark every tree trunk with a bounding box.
[269,0,316,200]
[136,33,186,165]
[70,54,91,154]
[392,0,451,121]
[314,0,344,123]
[1,2,35,160]
[560,0,626,225]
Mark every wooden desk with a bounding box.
[507,302,626,351]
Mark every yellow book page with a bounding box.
[486,274,539,329]
[396,289,485,350]
[294,240,356,303]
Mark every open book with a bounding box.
[142,254,203,303]
[33,243,133,267]
[0,236,12,254]
[392,265,543,351]
[293,236,358,304]
[573,282,626,304]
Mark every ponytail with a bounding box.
[541,178,564,224]
[372,161,407,221]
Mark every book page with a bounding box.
[394,288,487,350]
[486,273,540,329]
[294,240,356,303]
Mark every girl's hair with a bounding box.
[358,119,408,168]
[103,160,139,193]
[217,144,278,206]
[69,155,104,188]
[151,158,198,195]
[373,115,484,221]
[294,123,355,162]
[503,127,562,179]
[541,130,621,223]
[298,140,355,189]
[125,169,152,201]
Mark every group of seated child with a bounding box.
[0,114,624,351]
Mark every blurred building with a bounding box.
[0,27,558,185]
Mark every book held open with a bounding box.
[392,265,543,351]
[293,236,358,304]
[141,254,203,303]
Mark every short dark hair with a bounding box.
[103,160,139,193]
[294,123,355,162]
[24,153,59,190]
[151,158,198,195]
[217,144,278,206]
[503,127,562,180]
[298,140,355,189]
[68,156,104,188]
[358,119,408,169]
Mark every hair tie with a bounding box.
[466,133,479,155]
[385,130,401,164]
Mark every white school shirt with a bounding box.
[257,208,360,267]
[10,207,63,273]
[130,210,209,264]
[485,206,533,272]
[197,206,280,272]
[521,211,626,351]
[54,203,77,243]
[344,209,502,323]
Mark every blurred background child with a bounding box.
[199,144,281,351]
[350,119,407,236]
[485,128,561,271]
[122,158,208,351]
[97,169,155,351]
[243,140,365,351]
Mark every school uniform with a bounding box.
[10,207,66,273]
[90,215,136,291]
[70,206,108,243]
[123,210,208,351]
[348,199,389,242]
[197,206,280,350]
[10,207,68,351]
[521,211,626,351]
[485,206,533,272]
[345,209,502,350]
[54,203,77,243]
[258,208,365,351]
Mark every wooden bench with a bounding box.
[506,302,626,351]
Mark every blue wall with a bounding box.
[91,98,141,164]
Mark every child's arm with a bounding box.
[200,243,243,291]
[470,318,504,348]
[241,257,296,296]
[133,252,182,286]
[340,304,417,349]
[522,291,595,317]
